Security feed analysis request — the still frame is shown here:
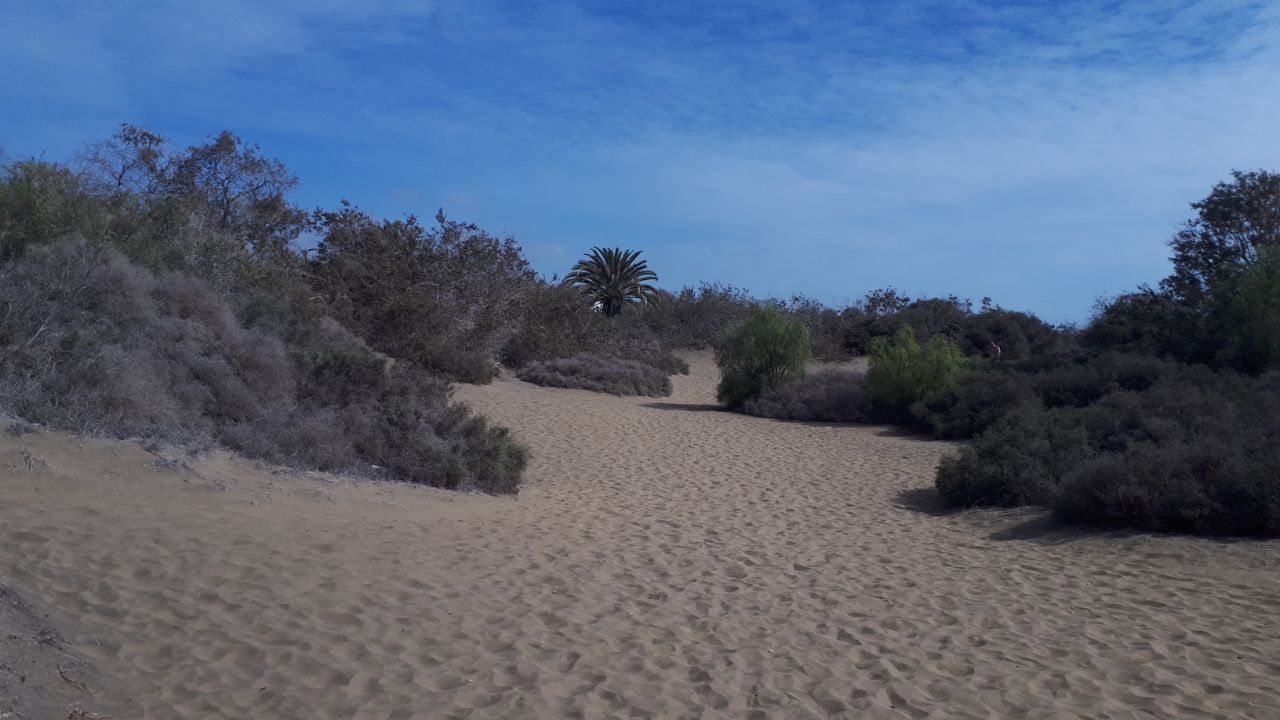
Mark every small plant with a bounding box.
[715,305,812,409]
[866,325,964,419]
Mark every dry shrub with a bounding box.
[0,239,527,493]
[742,369,875,423]
[517,355,672,397]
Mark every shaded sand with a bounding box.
[1,352,1279,718]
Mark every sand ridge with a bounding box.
[1,352,1278,718]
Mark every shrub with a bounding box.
[866,325,965,419]
[935,407,1093,507]
[643,283,753,349]
[500,282,609,368]
[517,355,673,397]
[908,367,1041,439]
[1054,441,1280,535]
[1028,352,1175,409]
[962,308,1063,360]
[715,305,812,409]
[741,369,875,423]
[935,365,1280,535]
[782,294,854,360]
[0,239,528,494]
[308,207,536,383]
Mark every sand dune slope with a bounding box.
[1,353,1278,719]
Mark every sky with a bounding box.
[2,0,1278,323]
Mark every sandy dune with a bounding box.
[1,353,1278,719]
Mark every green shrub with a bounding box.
[516,355,673,397]
[866,325,965,419]
[715,305,812,409]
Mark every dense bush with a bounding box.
[935,366,1280,535]
[516,355,672,397]
[866,326,965,419]
[0,239,528,493]
[1055,438,1280,536]
[935,407,1092,507]
[309,205,535,383]
[643,283,753,349]
[908,367,1042,439]
[499,284,688,375]
[741,369,875,423]
[715,305,812,409]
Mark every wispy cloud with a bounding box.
[2,0,1277,320]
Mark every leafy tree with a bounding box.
[1164,169,1280,308]
[1214,246,1280,374]
[860,287,912,316]
[0,160,109,263]
[715,305,811,409]
[564,246,659,317]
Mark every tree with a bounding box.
[564,247,659,317]
[1214,246,1280,374]
[715,304,811,409]
[1163,169,1280,308]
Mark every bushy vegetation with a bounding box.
[7,126,1277,533]
[0,127,529,493]
[719,170,1280,536]
[741,369,874,423]
[0,239,527,492]
[936,367,1280,534]
[865,326,966,419]
[930,170,1280,535]
[715,305,812,409]
[517,355,673,397]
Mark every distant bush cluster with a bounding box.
[517,355,673,397]
[722,169,1280,536]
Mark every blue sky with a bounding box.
[3,0,1278,322]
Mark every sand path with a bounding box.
[1,353,1278,718]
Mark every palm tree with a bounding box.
[564,247,660,317]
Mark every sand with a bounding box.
[1,352,1278,719]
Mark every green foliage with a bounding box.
[1164,169,1280,308]
[865,326,965,418]
[1214,246,1280,374]
[564,247,659,317]
[715,305,811,409]
[0,161,110,263]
